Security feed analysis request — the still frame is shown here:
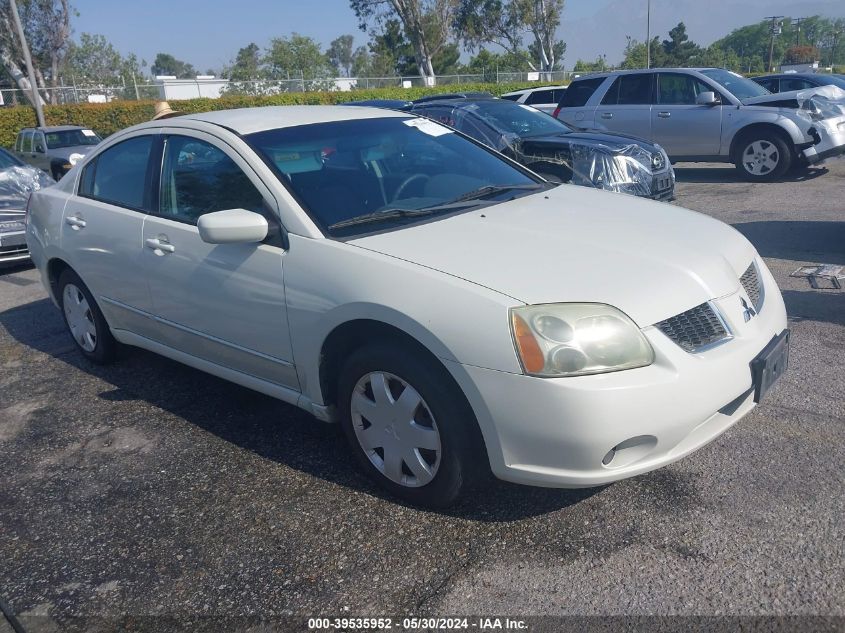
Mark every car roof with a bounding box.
[20,125,90,133]
[763,73,826,79]
[412,92,493,104]
[569,67,721,81]
[174,105,411,135]
[501,85,568,96]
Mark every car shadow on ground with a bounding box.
[0,297,600,522]
[732,220,845,265]
[781,290,845,328]
[673,165,829,184]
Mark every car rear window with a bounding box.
[558,78,605,108]
[601,74,652,105]
[500,94,521,101]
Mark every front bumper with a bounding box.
[447,261,788,488]
[0,228,29,266]
[803,115,845,164]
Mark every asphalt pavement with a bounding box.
[0,160,843,631]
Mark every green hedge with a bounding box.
[0,82,556,148]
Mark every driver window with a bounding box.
[658,74,714,105]
[159,136,265,225]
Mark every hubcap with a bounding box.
[743,140,779,176]
[350,371,441,488]
[62,283,97,352]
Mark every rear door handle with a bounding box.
[65,215,86,230]
[145,237,176,254]
[657,111,671,118]
[600,112,613,119]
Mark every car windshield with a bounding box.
[461,100,573,137]
[246,117,542,238]
[819,75,845,90]
[44,129,101,148]
[699,69,770,100]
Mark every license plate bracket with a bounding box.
[750,330,790,403]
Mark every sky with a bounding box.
[71,0,845,74]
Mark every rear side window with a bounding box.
[80,136,154,210]
[781,77,815,92]
[22,131,34,153]
[601,74,652,105]
[525,89,554,105]
[558,78,605,108]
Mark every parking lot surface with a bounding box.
[1,161,844,629]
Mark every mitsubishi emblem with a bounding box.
[740,297,757,322]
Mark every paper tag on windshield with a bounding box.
[81,129,96,137]
[403,118,451,137]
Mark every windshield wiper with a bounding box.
[327,200,482,231]
[448,183,545,203]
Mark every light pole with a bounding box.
[9,0,45,126]
[646,0,651,69]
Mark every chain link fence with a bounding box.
[0,70,595,106]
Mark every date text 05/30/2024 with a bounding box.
[308,617,529,630]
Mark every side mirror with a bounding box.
[35,144,45,153]
[696,91,719,106]
[197,208,268,244]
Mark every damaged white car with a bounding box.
[554,68,845,181]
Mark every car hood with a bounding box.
[0,165,54,210]
[741,85,845,106]
[348,186,754,327]
[528,130,659,152]
[48,145,95,160]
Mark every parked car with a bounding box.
[27,106,789,507]
[500,85,568,114]
[553,68,845,181]
[752,73,845,94]
[0,147,53,266]
[409,96,674,200]
[14,125,102,180]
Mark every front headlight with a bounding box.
[68,153,84,165]
[510,303,654,377]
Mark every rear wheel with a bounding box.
[58,269,117,364]
[337,343,482,507]
[734,133,792,181]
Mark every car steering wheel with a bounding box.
[393,173,430,202]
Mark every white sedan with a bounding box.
[26,106,789,506]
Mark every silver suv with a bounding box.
[554,68,845,181]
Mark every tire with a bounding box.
[337,343,482,507]
[57,269,118,364]
[734,132,792,182]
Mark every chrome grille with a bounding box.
[740,263,762,310]
[656,303,729,352]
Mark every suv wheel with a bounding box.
[735,133,792,182]
[58,269,118,364]
[337,343,481,507]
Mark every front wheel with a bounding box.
[337,343,482,507]
[58,269,118,364]
[734,134,792,182]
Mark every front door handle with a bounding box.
[145,237,176,254]
[600,112,613,119]
[657,111,671,118]
[65,215,86,230]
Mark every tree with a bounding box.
[226,43,262,80]
[350,45,371,76]
[521,0,565,73]
[661,22,700,66]
[64,33,122,85]
[328,35,355,76]
[151,52,196,78]
[1,0,73,105]
[264,33,333,85]
[350,0,459,81]
[454,0,525,56]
